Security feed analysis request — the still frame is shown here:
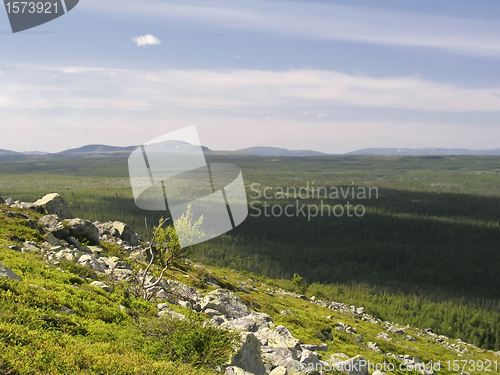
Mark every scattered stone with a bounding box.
[261,346,298,372]
[158,309,186,321]
[200,289,250,319]
[376,332,392,341]
[387,326,405,335]
[301,343,328,352]
[67,219,100,245]
[39,215,69,239]
[269,366,288,375]
[267,325,301,349]
[33,193,73,219]
[224,367,254,375]
[90,281,112,293]
[0,264,22,281]
[78,254,106,273]
[111,221,140,246]
[230,332,266,375]
[405,335,416,341]
[299,348,321,367]
[60,305,75,314]
[367,341,382,353]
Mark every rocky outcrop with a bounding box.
[266,325,301,350]
[95,221,141,246]
[39,214,70,239]
[230,332,266,375]
[111,221,140,246]
[67,219,100,245]
[200,289,250,319]
[33,193,73,219]
[221,312,274,333]
[225,367,255,375]
[261,347,298,372]
[269,366,288,375]
[0,264,22,281]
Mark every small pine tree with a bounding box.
[292,273,308,295]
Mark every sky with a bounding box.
[0,0,500,153]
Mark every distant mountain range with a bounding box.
[345,147,500,156]
[237,146,327,157]
[2,145,500,158]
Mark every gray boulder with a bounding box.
[112,221,140,246]
[387,326,405,335]
[33,193,73,219]
[200,289,250,319]
[298,349,322,369]
[67,219,100,245]
[367,341,382,353]
[39,215,69,239]
[301,343,328,352]
[261,346,298,372]
[269,366,288,375]
[376,332,391,341]
[90,281,112,293]
[222,312,274,333]
[78,254,106,273]
[230,332,266,375]
[167,279,203,303]
[225,367,255,375]
[0,264,22,281]
[267,325,301,349]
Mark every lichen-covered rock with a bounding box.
[267,325,301,349]
[112,221,140,246]
[78,254,106,273]
[225,366,255,375]
[33,193,73,219]
[90,281,112,293]
[230,332,266,375]
[200,289,250,319]
[0,264,22,281]
[167,279,203,303]
[221,312,274,333]
[67,219,100,245]
[269,366,288,375]
[39,214,69,239]
[261,346,298,372]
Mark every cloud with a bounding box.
[1,64,500,153]
[81,0,500,58]
[2,66,500,113]
[132,34,161,46]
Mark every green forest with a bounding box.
[1,153,499,351]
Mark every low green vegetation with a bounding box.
[1,153,499,352]
[0,203,499,374]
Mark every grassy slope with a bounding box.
[0,204,499,374]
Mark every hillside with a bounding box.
[1,194,499,375]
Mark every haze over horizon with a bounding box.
[1,0,500,153]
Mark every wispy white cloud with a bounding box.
[2,66,500,112]
[133,34,162,46]
[81,0,500,57]
[1,65,499,152]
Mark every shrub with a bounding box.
[139,312,238,368]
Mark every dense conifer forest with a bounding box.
[1,153,499,350]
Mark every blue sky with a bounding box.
[1,0,500,153]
